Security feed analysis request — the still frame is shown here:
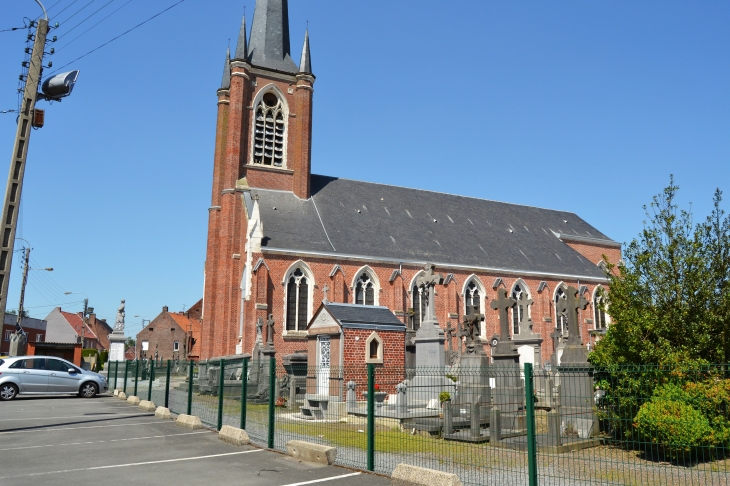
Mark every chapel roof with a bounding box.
[324,303,405,328]
[250,175,617,280]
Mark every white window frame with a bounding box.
[462,275,487,339]
[142,340,149,351]
[510,279,532,336]
[35,334,43,343]
[351,266,380,306]
[4,330,11,342]
[593,285,610,330]
[249,84,290,169]
[282,261,315,335]
[173,341,180,352]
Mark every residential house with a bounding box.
[136,301,202,361]
[44,307,100,350]
[1,315,47,354]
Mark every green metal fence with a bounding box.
[110,360,730,485]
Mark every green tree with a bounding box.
[591,177,730,367]
[125,337,136,349]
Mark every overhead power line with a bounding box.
[56,0,117,41]
[56,0,98,26]
[55,0,135,53]
[47,0,187,76]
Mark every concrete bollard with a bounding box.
[127,395,141,406]
[155,406,171,419]
[392,464,462,486]
[117,392,127,400]
[138,400,156,412]
[218,425,250,446]
[175,414,203,430]
[286,440,336,465]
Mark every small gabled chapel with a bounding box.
[201,0,621,368]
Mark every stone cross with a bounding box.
[416,263,443,322]
[444,320,455,352]
[266,313,275,348]
[462,305,484,350]
[322,284,330,304]
[490,288,516,342]
[560,285,589,345]
[514,292,534,335]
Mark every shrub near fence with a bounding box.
[110,360,730,485]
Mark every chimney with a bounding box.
[163,306,169,313]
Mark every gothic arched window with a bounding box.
[555,285,568,333]
[253,92,285,167]
[512,284,526,335]
[411,284,427,331]
[594,287,608,330]
[355,272,375,306]
[285,268,309,331]
[464,279,483,336]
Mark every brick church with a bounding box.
[201,0,621,368]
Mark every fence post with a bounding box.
[267,356,276,449]
[113,361,118,390]
[164,360,171,408]
[217,359,226,430]
[524,363,538,486]
[147,361,154,401]
[123,360,129,394]
[367,363,375,472]
[133,360,140,397]
[187,359,194,416]
[240,358,248,430]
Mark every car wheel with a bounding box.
[0,383,18,401]
[79,382,98,398]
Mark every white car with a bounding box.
[0,355,108,400]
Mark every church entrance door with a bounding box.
[316,335,330,396]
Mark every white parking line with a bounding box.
[0,412,153,421]
[279,473,362,486]
[0,431,209,451]
[0,420,171,435]
[7,449,263,478]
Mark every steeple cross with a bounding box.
[490,288,516,342]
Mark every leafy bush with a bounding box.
[634,398,713,462]
[439,392,451,403]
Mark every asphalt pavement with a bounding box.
[0,393,391,486]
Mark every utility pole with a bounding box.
[15,247,31,331]
[81,298,88,348]
[0,16,49,327]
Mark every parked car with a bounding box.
[0,356,108,400]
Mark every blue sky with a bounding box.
[0,0,728,336]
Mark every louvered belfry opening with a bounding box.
[253,92,285,167]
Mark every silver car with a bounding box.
[0,355,108,400]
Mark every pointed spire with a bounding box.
[298,29,311,74]
[248,0,299,73]
[220,47,231,90]
[234,13,248,60]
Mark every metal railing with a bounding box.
[108,360,730,485]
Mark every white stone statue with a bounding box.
[114,300,125,332]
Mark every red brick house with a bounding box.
[135,303,202,361]
[1,315,47,354]
[200,1,621,367]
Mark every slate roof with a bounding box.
[324,303,405,327]
[247,0,299,73]
[252,175,617,280]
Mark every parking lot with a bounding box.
[0,394,390,486]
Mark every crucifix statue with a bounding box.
[322,284,330,304]
[559,285,589,346]
[444,320,455,352]
[256,316,264,344]
[266,313,275,348]
[462,305,484,354]
[416,263,443,323]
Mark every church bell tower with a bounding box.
[202,0,314,359]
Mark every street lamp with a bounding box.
[64,291,89,348]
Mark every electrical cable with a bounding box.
[1,110,18,114]
[51,0,82,21]
[54,0,134,53]
[0,26,25,33]
[46,0,186,76]
[56,0,117,41]
[55,0,97,27]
